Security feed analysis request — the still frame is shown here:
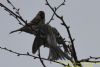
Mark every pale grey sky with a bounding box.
[0,0,100,67]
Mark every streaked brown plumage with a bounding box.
[10,11,72,61]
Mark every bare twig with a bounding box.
[46,0,66,24]
[0,2,37,35]
[47,12,55,24]
[38,48,46,67]
[45,0,78,62]
[89,56,100,59]
[0,3,26,25]
[45,0,83,67]
[46,0,72,55]
[0,46,67,66]
[7,0,16,10]
[79,56,100,63]
[7,0,21,17]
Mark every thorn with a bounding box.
[27,52,29,55]
[54,7,57,11]
[7,0,11,4]
[4,47,7,49]
[45,3,48,5]
[34,57,36,59]
[64,0,66,2]
[61,16,63,19]
[18,8,20,11]
[13,7,15,10]
[67,26,70,28]
[73,38,75,41]
[17,54,20,56]
[9,13,12,16]
[95,58,98,59]
[19,22,22,25]
[61,23,64,25]
[62,3,65,5]
[90,56,92,58]
[25,20,27,23]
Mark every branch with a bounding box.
[38,48,46,67]
[0,46,67,66]
[45,0,78,62]
[7,0,16,10]
[7,0,22,23]
[0,3,26,25]
[79,56,100,63]
[46,0,66,24]
[0,2,38,35]
[45,0,83,67]
[47,12,54,24]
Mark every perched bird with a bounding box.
[10,11,45,35]
[10,10,69,52]
[10,11,72,61]
[32,24,72,61]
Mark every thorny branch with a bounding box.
[45,0,100,66]
[7,0,20,12]
[0,3,26,25]
[79,56,100,63]
[1,45,100,66]
[0,46,66,66]
[45,0,78,64]
[47,0,66,24]
[0,2,34,33]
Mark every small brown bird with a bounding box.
[32,24,72,61]
[10,11,72,61]
[10,11,45,35]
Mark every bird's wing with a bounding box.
[52,27,70,53]
[41,24,71,60]
[32,33,44,54]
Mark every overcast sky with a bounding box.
[0,0,100,67]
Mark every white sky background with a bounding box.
[0,0,100,67]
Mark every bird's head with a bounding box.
[38,11,45,19]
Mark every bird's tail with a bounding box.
[48,46,73,61]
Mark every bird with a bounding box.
[10,10,69,52]
[10,11,45,35]
[10,10,69,53]
[9,11,72,61]
[32,24,72,61]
